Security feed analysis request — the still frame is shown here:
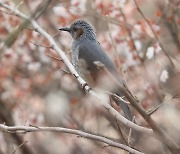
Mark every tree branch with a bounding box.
[119,7,143,62]
[10,141,28,154]
[0,124,143,154]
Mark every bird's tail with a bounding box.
[112,90,141,146]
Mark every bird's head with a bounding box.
[59,19,96,41]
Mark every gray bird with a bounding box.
[59,19,133,121]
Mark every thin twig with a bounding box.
[14,1,24,10]
[103,90,130,105]
[119,7,142,62]
[47,53,63,61]
[147,104,162,116]
[9,141,28,154]
[29,41,53,48]
[128,116,136,145]
[115,118,128,145]
[52,31,60,38]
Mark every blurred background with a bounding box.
[0,0,179,154]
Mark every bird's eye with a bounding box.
[73,27,78,31]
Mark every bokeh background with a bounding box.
[0,0,180,154]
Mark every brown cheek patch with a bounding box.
[76,28,84,39]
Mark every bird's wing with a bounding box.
[78,40,133,121]
[78,40,119,81]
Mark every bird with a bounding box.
[59,19,133,121]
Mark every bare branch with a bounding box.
[10,141,28,154]
[29,41,53,48]
[46,53,63,62]
[119,7,142,62]
[147,104,162,116]
[14,1,24,11]
[128,116,136,145]
[0,124,143,154]
[115,118,128,145]
[104,91,130,105]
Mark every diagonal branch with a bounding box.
[119,7,143,62]
[10,141,28,154]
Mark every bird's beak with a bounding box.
[59,27,71,33]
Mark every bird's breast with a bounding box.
[71,43,95,86]
[71,43,79,68]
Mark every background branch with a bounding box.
[133,0,175,67]
[0,0,52,50]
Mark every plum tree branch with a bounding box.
[0,124,143,154]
